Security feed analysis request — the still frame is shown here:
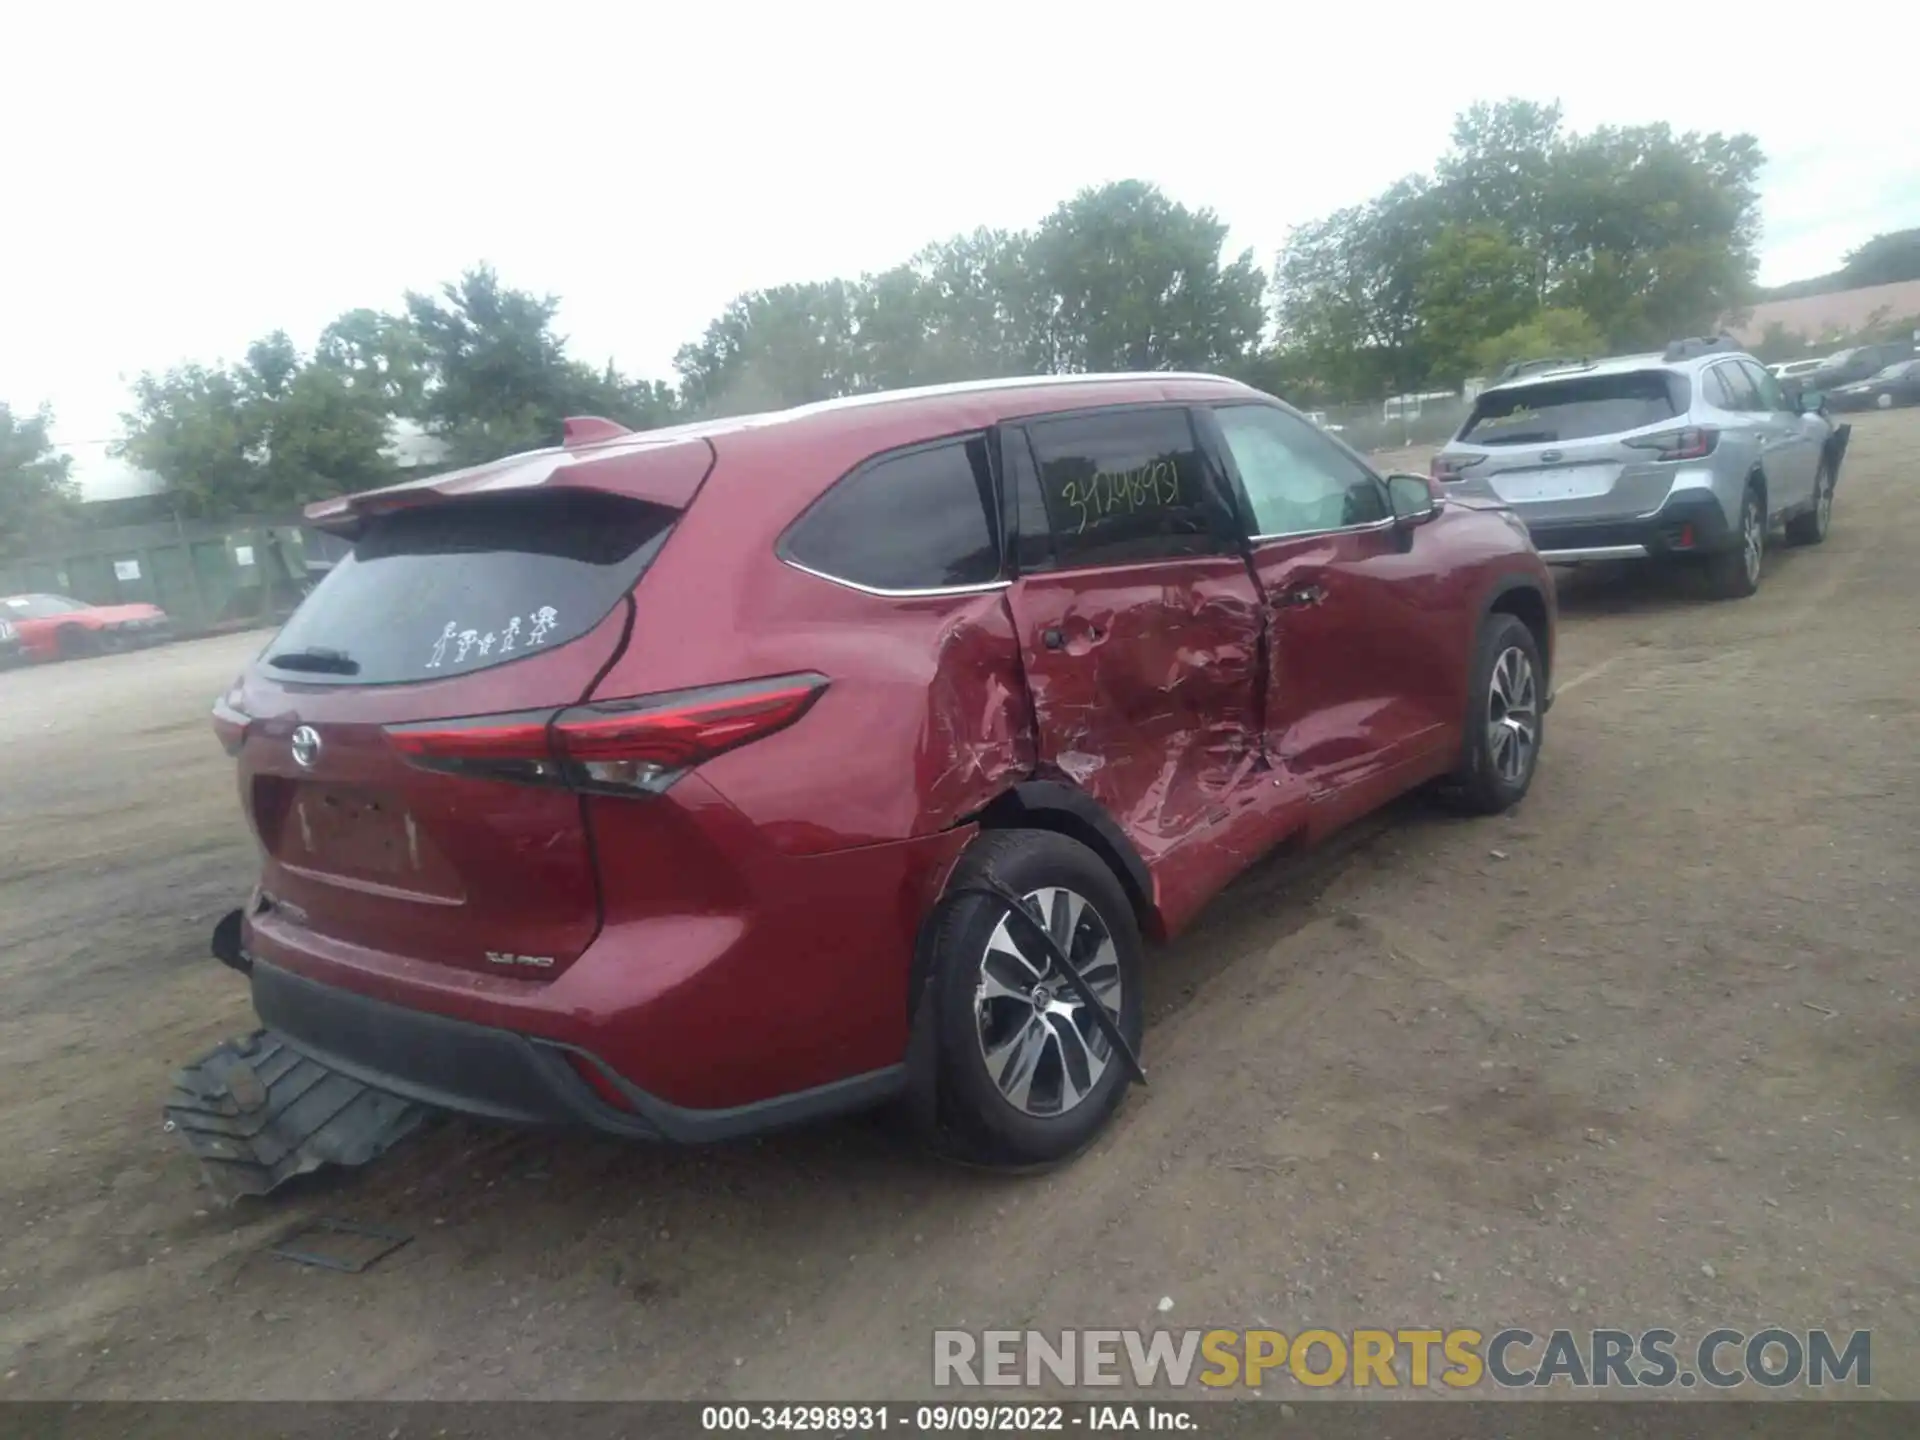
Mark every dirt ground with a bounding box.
[3,412,1917,1401]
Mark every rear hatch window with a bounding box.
[268,491,676,685]
[1460,371,1686,445]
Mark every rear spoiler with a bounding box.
[305,421,713,538]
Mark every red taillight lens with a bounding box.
[384,674,828,796]
[558,674,825,767]
[211,695,249,756]
[384,708,564,788]
[1626,426,1718,462]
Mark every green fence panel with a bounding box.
[148,544,207,630]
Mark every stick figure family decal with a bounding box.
[424,606,560,670]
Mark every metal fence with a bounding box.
[1309,393,1475,460]
[0,516,316,636]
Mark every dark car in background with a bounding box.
[1826,358,1920,412]
[1806,339,1916,393]
[1,594,174,662]
[211,373,1557,1167]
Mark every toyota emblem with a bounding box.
[290,725,322,769]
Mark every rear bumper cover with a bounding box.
[1529,489,1736,562]
[250,959,903,1144]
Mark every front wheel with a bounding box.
[927,829,1144,1169]
[1440,614,1545,815]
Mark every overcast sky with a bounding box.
[8,2,1918,494]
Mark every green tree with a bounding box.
[1413,224,1539,387]
[673,279,860,417]
[119,337,397,520]
[315,308,428,412]
[402,265,674,462]
[1274,99,1764,397]
[1842,228,1920,288]
[405,266,582,463]
[1471,307,1606,378]
[675,183,1268,415]
[118,364,255,519]
[1273,178,1442,399]
[1025,181,1266,374]
[0,403,80,560]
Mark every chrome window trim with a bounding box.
[779,557,1011,599]
[1247,516,1399,544]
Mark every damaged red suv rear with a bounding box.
[213,374,1554,1166]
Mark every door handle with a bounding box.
[1273,583,1326,609]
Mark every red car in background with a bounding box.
[1,593,173,663]
[212,373,1556,1168]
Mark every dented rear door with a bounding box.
[998,406,1263,852]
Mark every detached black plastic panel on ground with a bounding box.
[164,1029,433,1200]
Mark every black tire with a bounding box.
[56,625,102,660]
[1704,483,1765,599]
[1439,613,1545,816]
[927,828,1144,1168]
[1785,461,1834,546]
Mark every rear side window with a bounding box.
[1461,371,1685,444]
[782,436,1001,593]
[1019,407,1226,568]
[1739,359,1787,412]
[267,491,676,685]
[1706,363,1759,411]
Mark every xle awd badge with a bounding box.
[487,952,555,970]
[290,725,322,769]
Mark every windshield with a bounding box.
[1,594,89,619]
[1871,362,1914,381]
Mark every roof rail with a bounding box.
[1662,333,1742,363]
[1494,355,1592,384]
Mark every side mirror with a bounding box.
[1386,473,1441,527]
[1799,389,1825,415]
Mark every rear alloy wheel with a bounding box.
[928,828,1143,1168]
[1786,462,1834,546]
[1705,484,1765,599]
[1439,613,1544,815]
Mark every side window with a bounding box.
[1740,359,1787,412]
[782,436,1001,592]
[1002,429,1056,573]
[1020,407,1228,568]
[1710,362,1759,412]
[1213,403,1389,538]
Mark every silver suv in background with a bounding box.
[1431,336,1849,598]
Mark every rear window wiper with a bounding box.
[268,646,360,675]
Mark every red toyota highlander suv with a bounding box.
[211,373,1554,1166]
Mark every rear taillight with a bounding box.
[1431,453,1483,483]
[211,695,249,756]
[384,673,828,796]
[1626,426,1718,461]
